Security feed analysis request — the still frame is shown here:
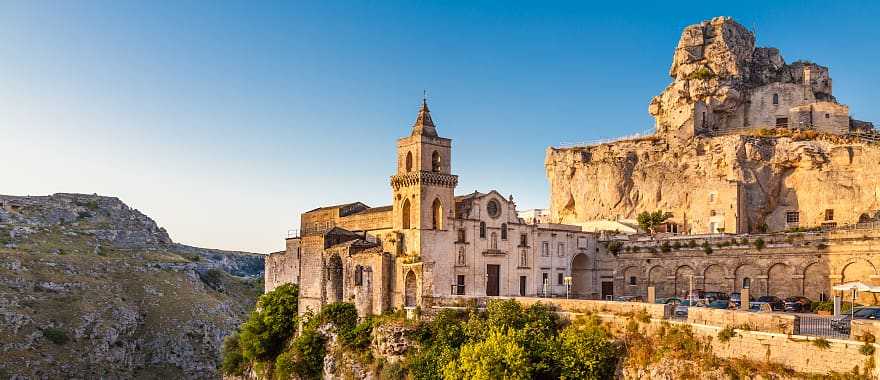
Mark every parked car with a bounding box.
[749,302,772,312]
[655,297,682,305]
[783,296,812,312]
[730,292,754,306]
[674,300,692,317]
[832,307,880,333]
[756,296,785,311]
[614,295,644,302]
[704,291,729,302]
[708,299,734,309]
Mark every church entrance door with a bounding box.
[486,265,500,296]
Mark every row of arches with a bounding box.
[620,259,876,300]
[400,198,444,230]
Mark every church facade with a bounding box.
[266,100,612,316]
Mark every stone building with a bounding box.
[267,100,610,316]
[649,16,872,139]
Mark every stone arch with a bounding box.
[431,198,443,230]
[404,270,418,307]
[767,262,793,298]
[326,254,343,303]
[431,151,441,172]
[802,261,830,301]
[841,258,879,304]
[405,151,413,172]
[734,263,763,294]
[571,253,591,297]
[702,264,725,293]
[401,198,411,229]
[674,265,695,298]
[647,265,670,298]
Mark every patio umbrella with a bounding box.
[832,282,880,318]
[832,281,880,292]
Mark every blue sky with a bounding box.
[2,1,878,253]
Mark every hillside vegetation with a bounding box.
[0,193,264,379]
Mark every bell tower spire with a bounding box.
[411,94,438,137]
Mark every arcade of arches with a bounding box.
[613,238,880,303]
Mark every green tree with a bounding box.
[220,333,246,376]
[556,321,619,379]
[637,210,673,235]
[239,283,299,361]
[443,328,531,380]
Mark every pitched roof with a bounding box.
[411,98,438,137]
[355,205,392,215]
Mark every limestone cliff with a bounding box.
[546,135,880,233]
[0,193,264,379]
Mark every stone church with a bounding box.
[266,100,610,316]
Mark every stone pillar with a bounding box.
[740,288,750,311]
[647,286,656,304]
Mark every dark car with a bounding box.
[730,292,754,307]
[783,296,812,312]
[756,296,784,311]
[704,291,729,302]
[708,300,734,309]
[832,307,880,333]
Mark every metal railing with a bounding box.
[798,315,849,339]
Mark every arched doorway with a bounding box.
[703,264,725,293]
[842,259,878,304]
[571,253,590,297]
[803,262,829,300]
[404,270,418,307]
[767,263,793,298]
[735,263,762,294]
[648,266,669,298]
[674,265,695,298]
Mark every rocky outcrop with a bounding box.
[0,193,264,379]
[546,135,880,233]
[649,16,848,138]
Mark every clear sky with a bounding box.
[2,1,878,254]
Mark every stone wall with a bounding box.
[686,307,796,334]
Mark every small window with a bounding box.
[520,250,527,267]
[742,277,751,289]
[455,275,465,295]
[629,276,637,286]
[479,222,486,238]
[557,243,565,257]
[786,211,800,225]
[501,223,508,240]
[825,113,830,119]
[405,152,413,172]
[354,266,364,286]
[772,93,779,105]
[825,209,834,221]
[541,242,550,257]
[710,210,717,217]
[708,192,716,203]
[519,233,528,247]
[457,247,465,265]
[557,272,564,285]
[457,229,466,243]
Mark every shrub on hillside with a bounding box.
[443,328,531,380]
[220,333,246,376]
[43,327,68,345]
[238,283,299,361]
[556,319,619,380]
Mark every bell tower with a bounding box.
[390,97,457,305]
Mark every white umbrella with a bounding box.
[833,281,880,293]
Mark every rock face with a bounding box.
[649,16,860,138]
[546,135,880,234]
[0,193,264,379]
